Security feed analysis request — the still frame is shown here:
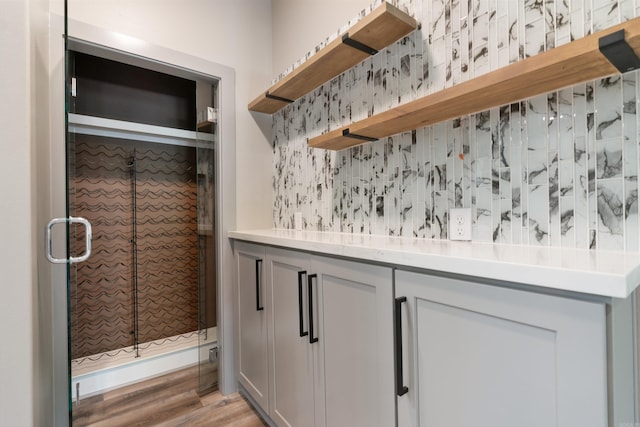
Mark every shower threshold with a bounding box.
[71,328,217,402]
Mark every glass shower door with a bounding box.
[65,44,220,415]
[57,6,228,424]
[196,80,218,394]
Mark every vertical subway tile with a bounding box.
[398,34,413,104]
[451,0,461,37]
[475,153,493,242]
[373,139,385,235]
[472,12,490,76]
[460,16,470,82]
[597,178,625,250]
[328,77,340,129]
[472,0,489,17]
[524,18,545,57]
[452,119,464,207]
[525,0,545,24]
[372,51,384,116]
[592,3,621,31]
[597,137,624,179]
[508,0,520,63]
[544,0,556,50]
[269,0,639,251]
[421,0,432,41]
[387,43,399,110]
[623,73,637,141]
[475,186,493,241]
[499,198,513,243]
[510,103,524,243]
[625,136,639,250]
[570,8,585,40]
[620,0,635,21]
[424,126,435,238]
[587,85,599,235]
[596,76,623,140]
[488,7,499,71]
[520,101,530,243]
[560,195,576,247]
[349,64,361,123]
[468,114,478,218]
[461,116,473,209]
[499,165,512,203]
[528,184,550,245]
[363,58,374,118]
[421,37,433,96]
[527,94,548,149]
[558,89,574,160]
[556,0,571,45]
[496,13,510,67]
[410,30,423,100]
[584,4,593,36]
[364,144,374,234]
[414,128,427,237]
[475,110,492,158]
[549,151,561,246]
[401,133,415,235]
[432,0,446,40]
[433,122,448,236]
[626,178,639,251]
[444,33,454,88]
[431,36,447,91]
[392,136,404,236]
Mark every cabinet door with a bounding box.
[236,242,269,410]
[267,248,315,427]
[311,256,395,427]
[395,270,607,427]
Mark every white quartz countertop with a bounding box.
[229,229,640,299]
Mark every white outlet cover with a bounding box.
[449,208,472,241]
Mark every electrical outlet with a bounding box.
[449,208,472,241]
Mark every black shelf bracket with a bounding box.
[599,30,640,73]
[342,33,378,56]
[265,91,294,104]
[342,128,377,142]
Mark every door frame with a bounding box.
[49,18,237,426]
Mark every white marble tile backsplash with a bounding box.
[272,0,640,251]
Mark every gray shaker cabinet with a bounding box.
[237,243,395,427]
[394,269,608,427]
[236,242,269,411]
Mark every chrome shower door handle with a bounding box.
[46,216,93,264]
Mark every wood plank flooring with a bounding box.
[72,365,266,426]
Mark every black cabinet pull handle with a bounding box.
[395,296,409,396]
[307,273,319,344]
[298,271,308,337]
[255,259,264,311]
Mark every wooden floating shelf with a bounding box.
[309,17,640,151]
[248,2,417,114]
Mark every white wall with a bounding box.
[271,0,372,75]
[62,0,274,230]
[0,0,37,425]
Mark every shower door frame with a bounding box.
[50,19,237,426]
